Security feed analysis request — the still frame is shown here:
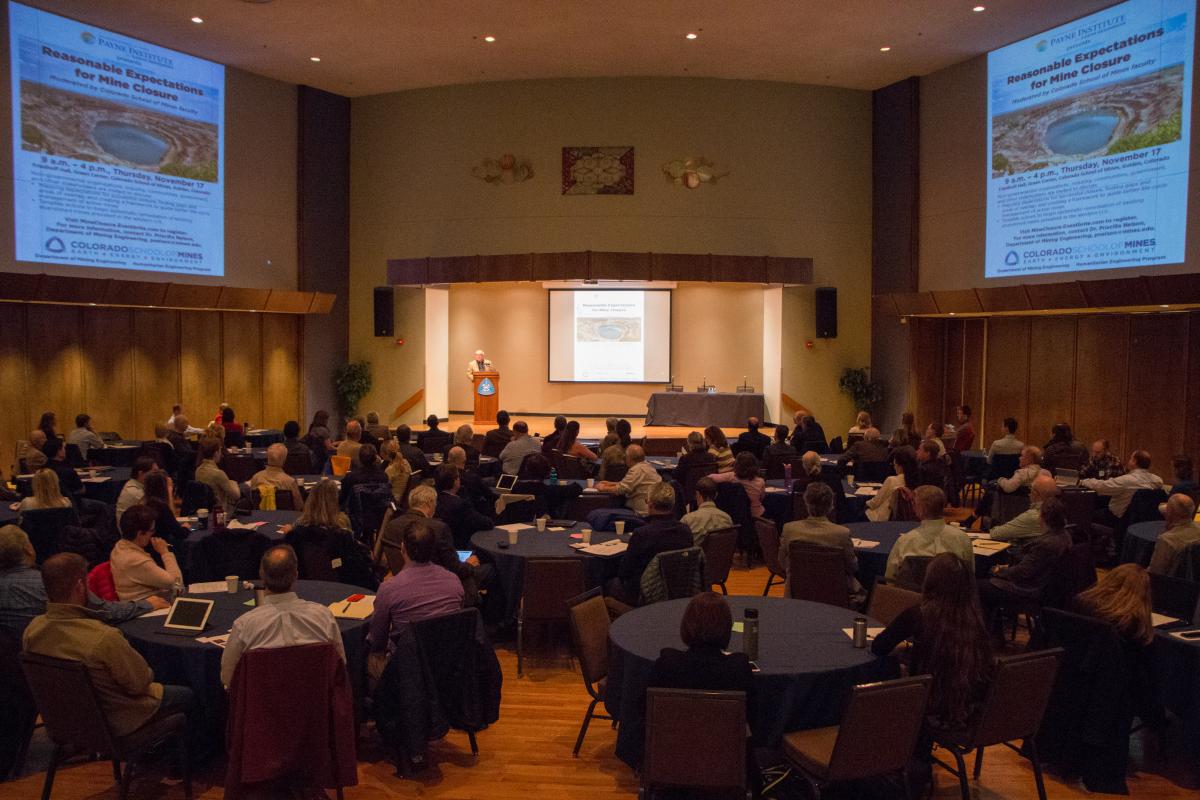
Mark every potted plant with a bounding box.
[838,367,883,415]
[333,361,372,427]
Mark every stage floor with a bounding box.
[445,413,759,441]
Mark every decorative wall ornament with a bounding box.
[562,146,634,195]
[471,153,533,184]
[662,157,726,188]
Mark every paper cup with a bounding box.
[615,520,626,535]
[536,518,547,532]
[586,478,594,488]
[226,575,239,594]
[197,508,209,529]
[581,528,592,545]
[507,529,520,545]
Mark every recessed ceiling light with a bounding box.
[483,35,496,43]
[879,46,891,52]
[685,32,698,40]
[309,56,321,62]
[190,16,204,24]
[972,5,986,11]
[1160,304,1170,308]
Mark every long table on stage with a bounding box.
[644,391,767,427]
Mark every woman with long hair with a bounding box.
[18,468,71,516]
[711,451,766,517]
[294,478,350,530]
[283,477,375,588]
[849,411,872,436]
[142,470,189,541]
[704,425,734,473]
[557,420,598,463]
[1071,563,1154,646]
[381,440,412,503]
[867,445,919,521]
[873,552,995,733]
[308,410,336,454]
[37,411,58,443]
[900,411,922,449]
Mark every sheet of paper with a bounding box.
[187,581,231,594]
[731,621,744,633]
[580,540,628,556]
[851,539,880,549]
[139,607,171,618]
[548,526,568,532]
[764,486,787,494]
[496,523,533,532]
[82,476,112,483]
[841,627,885,640]
[973,541,1010,556]
[328,596,375,619]
[1152,613,1180,628]
[197,633,231,649]
[581,487,600,494]
[227,519,267,530]
[854,486,878,497]
[856,482,883,488]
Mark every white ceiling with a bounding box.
[27,0,1119,97]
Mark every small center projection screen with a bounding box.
[986,0,1193,278]
[8,2,225,275]
[548,289,671,383]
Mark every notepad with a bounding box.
[197,633,231,649]
[972,541,1010,556]
[580,540,628,556]
[851,538,880,549]
[841,627,885,641]
[82,476,112,483]
[187,581,232,594]
[764,486,787,493]
[227,519,267,530]
[854,486,878,497]
[496,523,533,532]
[731,621,744,633]
[329,595,375,619]
[1152,613,1181,628]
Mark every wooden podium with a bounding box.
[471,371,500,426]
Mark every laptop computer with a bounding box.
[495,473,519,493]
[1054,468,1079,487]
[156,597,215,637]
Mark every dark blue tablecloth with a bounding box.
[119,579,369,750]
[14,467,130,505]
[471,523,624,623]
[176,509,298,575]
[1122,521,1165,567]
[606,596,897,767]
[244,429,284,447]
[90,442,145,468]
[0,504,17,526]
[844,521,1005,585]
[1154,626,1200,765]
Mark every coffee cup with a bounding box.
[254,585,266,606]
[507,529,520,545]
[226,575,239,594]
[581,528,592,545]
[615,520,626,536]
[586,478,595,488]
[197,509,209,530]
[536,517,547,532]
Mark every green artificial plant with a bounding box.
[838,367,883,415]
[333,360,372,422]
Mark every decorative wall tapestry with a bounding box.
[562,146,634,195]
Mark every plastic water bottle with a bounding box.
[783,462,792,486]
[743,608,759,662]
[549,467,558,484]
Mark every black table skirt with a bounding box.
[645,392,767,428]
[606,596,897,767]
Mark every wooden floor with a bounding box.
[7,556,1197,800]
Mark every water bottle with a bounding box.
[852,616,868,649]
[783,462,792,486]
[214,507,226,530]
[549,467,558,484]
[743,608,759,662]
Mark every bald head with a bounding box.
[345,420,362,441]
[801,451,821,473]
[447,445,466,468]
[260,545,298,594]
[625,444,645,465]
[173,414,189,432]
[1031,474,1059,504]
[30,430,46,448]
[1020,445,1042,466]
[863,427,881,441]
[1164,493,1197,528]
[266,442,287,467]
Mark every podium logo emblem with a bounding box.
[477,378,496,396]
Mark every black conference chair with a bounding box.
[19,507,79,564]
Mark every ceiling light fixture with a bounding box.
[190,16,204,24]
[879,45,891,52]
[685,32,698,40]
[972,5,986,12]
[310,56,321,62]
[483,35,496,43]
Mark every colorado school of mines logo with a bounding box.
[477,378,496,396]
[1005,250,1020,266]
[44,236,65,253]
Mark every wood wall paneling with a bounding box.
[1186,312,1200,465]
[939,319,985,425]
[221,313,264,428]
[82,309,136,437]
[131,310,181,440]
[0,305,29,470]
[261,314,301,429]
[1025,316,1077,447]
[180,312,225,429]
[27,305,85,434]
[909,317,946,430]
[981,317,1030,447]
[1072,315,1130,455]
[1124,314,1188,468]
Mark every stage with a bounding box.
[445,413,770,442]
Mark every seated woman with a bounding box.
[381,439,413,502]
[711,451,766,518]
[17,468,73,520]
[142,470,190,542]
[977,496,1071,625]
[866,446,918,522]
[557,420,598,464]
[283,479,376,589]
[219,405,245,436]
[598,424,629,481]
[673,431,716,483]
[848,410,872,437]
[109,504,183,601]
[872,552,994,745]
[704,425,735,473]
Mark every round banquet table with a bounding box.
[176,509,298,576]
[845,521,1007,585]
[244,428,284,447]
[0,504,17,526]
[119,579,370,751]
[1121,520,1165,567]
[471,523,625,623]
[90,441,145,468]
[606,596,897,767]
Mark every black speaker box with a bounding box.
[373,286,394,337]
[815,287,837,339]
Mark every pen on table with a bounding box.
[342,601,352,612]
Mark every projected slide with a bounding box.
[9,2,225,275]
[548,289,671,383]
[986,0,1193,278]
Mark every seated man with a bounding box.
[167,416,196,473]
[282,420,316,472]
[434,464,495,549]
[220,545,345,687]
[608,483,694,605]
[790,414,828,454]
[541,415,568,454]
[498,421,541,475]
[379,485,483,603]
[395,424,432,475]
[23,553,193,737]
[416,414,452,453]
[1148,494,1200,576]
[67,413,106,460]
[482,410,514,457]
[1081,449,1164,525]
[764,425,797,460]
[839,427,888,469]
[1080,438,1124,481]
[0,525,165,637]
[985,417,1024,463]
[338,444,390,506]
[680,477,734,547]
[915,440,948,489]
[20,430,48,472]
[978,497,1072,623]
[966,445,1050,527]
[885,486,974,580]
[735,417,771,460]
[250,443,304,509]
[368,520,464,677]
[335,420,364,463]
[986,474,1059,553]
[365,411,392,444]
[779,482,862,604]
[445,446,493,516]
[596,444,662,515]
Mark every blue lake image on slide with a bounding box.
[91,121,170,165]
[1044,111,1121,155]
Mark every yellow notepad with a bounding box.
[328,595,375,619]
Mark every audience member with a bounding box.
[680,477,734,546]
[541,415,568,454]
[283,478,351,535]
[434,464,495,549]
[142,471,189,542]
[1080,438,1124,481]
[115,456,157,523]
[0,527,162,637]
[355,415,380,451]
[953,405,975,451]
[416,414,451,452]
[923,422,947,458]
[558,420,599,463]
[609,484,693,605]
[395,424,432,475]
[1169,455,1198,499]
[978,497,1072,624]
[109,505,182,602]
[483,410,514,455]
[307,410,336,454]
[1042,423,1087,473]
[220,545,345,687]
[872,552,993,740]
[37,411,60,448]
[42,438,83,498]
[596,444,662,515]
[23,552,193,737]
[250,443,305,509]
[381,440,413,502]
[20,429,48,472]
[17,469,72,519]
[887,427,910,451]
[986,473,1059,550]
[220,406,245,437]
[365,411,392,443]
[915,440,948,489]
[597,432,626,480]
[985,417,1024,463]
[339,444,389,506]
[884,486,974,579]
[67,413,105,460]
[848,411,873,437]
[446,424,480,465]
[899,411,922,449]
[1071,563,1154,646]
[378,485,480,596]
[673,431,717,483]
[704,426,735,472]
[337,420,365,462]
[779,482,861,603]
[735,417,771,459]
[711,452,766,518]
[195,436,241,512]
[166,404,205,435]
[282,420,315,471]
[168,415,196,471]
[1148,494,1200,576]
[446,446,494,513]
[649,591,753,691]
[499,420,541,475]
[997,445,1050,492]
[1082,449,1164,522]
[839,427,888,469]
[867,446,919,522]
[791,413,828,454]
[764,424,796,460]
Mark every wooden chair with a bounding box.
[932,649,1064,800]
[786,541,850,608]
[21,652,192,800]
[700,527,738,594]
[518,559,586,676]
[643,689,749,799]
[779,675,931,800]
[755,518,786,595]
[866,578,921,625]
[565,589,613,756]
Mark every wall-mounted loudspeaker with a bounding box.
[373,286,394,337]
[815,287,837,339]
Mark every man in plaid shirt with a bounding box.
[1080,439,1125,481]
